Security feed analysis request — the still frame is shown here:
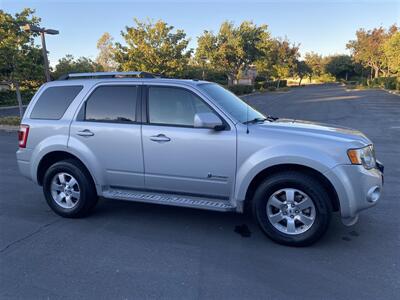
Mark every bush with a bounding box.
[228,85,254,95]
[367,77,399,90]
[255,81,265,90]
[314,74,336,83]
[254,80,287,90]
[383,77,398,90]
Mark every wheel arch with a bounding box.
[36,151,96,189]
[243,163,340,213]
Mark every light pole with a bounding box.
[21,24,59,82]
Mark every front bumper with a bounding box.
[324,162,383,226]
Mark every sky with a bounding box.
[2,0,400,66]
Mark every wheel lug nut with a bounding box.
[295,210,299,214]
[291,204,295,208]
[290,215,294,218]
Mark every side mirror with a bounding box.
[194,113,225,131]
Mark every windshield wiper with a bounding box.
[243,116,278,124]
[266,115,279,121]
[243,117,267,124]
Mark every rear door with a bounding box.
[69,83,144,189]
[141,85,237,199]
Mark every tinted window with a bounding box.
[85,86,137,122]
[30,86,83,120]
[148,87,213,126]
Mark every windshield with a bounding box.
[199,83,265,123]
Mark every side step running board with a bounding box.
[103,189,235,212]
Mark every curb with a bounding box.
[0,125,19,132]
[386,89,400,96]
[240,91,261,98]
[240,88,292,99]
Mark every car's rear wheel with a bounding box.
[43,159,98,218]
[252,171,332,246]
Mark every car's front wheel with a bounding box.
[252,171,332,246]
[43,159,98,218]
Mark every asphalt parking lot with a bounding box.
[0,84,399,299]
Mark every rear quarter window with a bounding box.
[30,85,83,120]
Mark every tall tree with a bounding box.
[196,21,271,86]
[0,9,44,84]
[114,19,192,77]
[269,38,300,87]
[96,32,118,71]
[347,25,398,79]
[304,52,324,82]
[52,55,103,79]
[383,32,400,75]
[0,8,44,117]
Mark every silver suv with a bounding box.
[16,72,384,246]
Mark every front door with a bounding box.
[69,84,144,189]
[141,85,236,199]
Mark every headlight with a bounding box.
[347,145,376,169]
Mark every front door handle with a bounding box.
[150,134,171,142]
[77,129,94,137]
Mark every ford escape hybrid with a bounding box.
[16,72,384,246]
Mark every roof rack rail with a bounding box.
[58,71,160,80]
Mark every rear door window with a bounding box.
[30,85,83,120]
[84,86,138,123]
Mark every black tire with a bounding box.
[252,171,332,246]
[43,159,98,218]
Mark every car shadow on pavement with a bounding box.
[86,197,351,248]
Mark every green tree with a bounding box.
[324,55,354,80]
[96,32,118,71]
[295,60,312,85]
[383,32,400,75]
[0,9,45,116]
[114,19,191,77]
[0,9,45,84]
[269,38,300,87]
[196,21,271,86]
[52,55,103,79]
[304,52,324,82]
[347,25,398,79]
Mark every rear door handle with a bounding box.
[77,129,94,137]
[150,134,171,142]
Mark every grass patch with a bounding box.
[0,116,21,126]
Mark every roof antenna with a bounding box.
[246,97,249,134]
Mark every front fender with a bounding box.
[234,145,339,202]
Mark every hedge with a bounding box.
[0,90,36,107]
[228,85,254,95]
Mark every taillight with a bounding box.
[18,124,30,148]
